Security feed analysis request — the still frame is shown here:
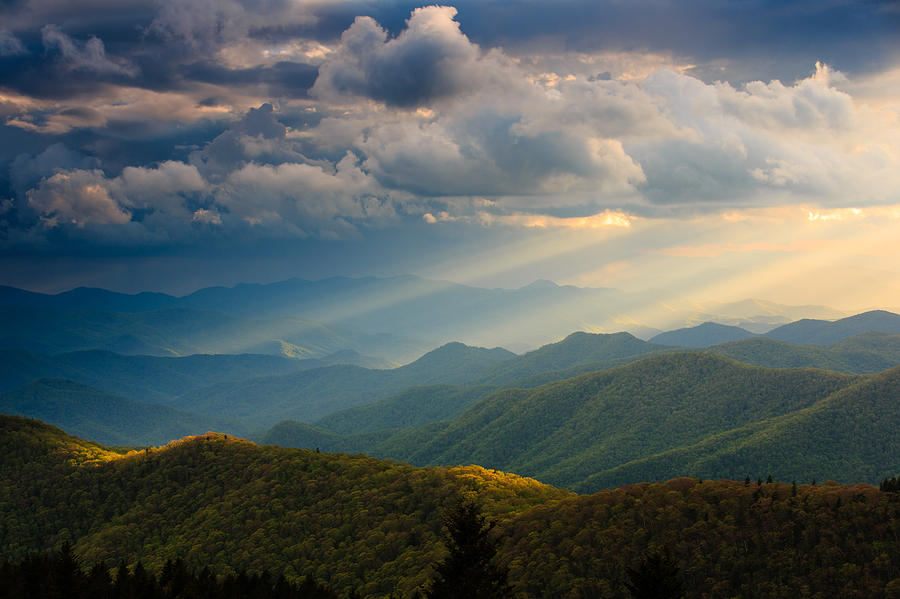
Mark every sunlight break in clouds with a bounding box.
[0,1,899,303]
[422,209,634,230]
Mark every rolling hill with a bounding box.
[378,353,860,489]
[0,415,568,597]
[313,384,499,435]
[650,322,756,347]
[472,331,666,386]
[172,343,516,428]
[0,379,243,445]
[582,363,900,490]
[6,416,900,598]
[259,329,900,457]
[0,349,393,402]
[704,332,900,374]
[0,277,850,354]
[0,305,428,362]
[764,309,900,345]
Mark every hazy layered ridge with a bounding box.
[172,343,515,428]
[263,332,900,490]
[8,322,900,459]
[0,349,393,403]
[0,305,428,362]
[0,379,244,445]
[764,310,900,345]
[263,328,900,449]
[0,278,848,352]
[650,322,756,347]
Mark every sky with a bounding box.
[1,0,899,310]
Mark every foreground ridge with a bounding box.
[5,416,900,596]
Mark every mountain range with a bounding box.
[0,276,849,353]
[3,276,900,491]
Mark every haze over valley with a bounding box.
[2,0,900,596]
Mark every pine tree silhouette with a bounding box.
[625,550,686,599]
[422,501,512,599]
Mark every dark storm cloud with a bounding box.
[0,0,898,270]
[447,0,900,81]
[314,0,900,84]
[180,60,317,97]
[312,6,482,108]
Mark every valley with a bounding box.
[4,277,900,597]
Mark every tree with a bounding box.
[422,501,512,599]
[624,550,685,599]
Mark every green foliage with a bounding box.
[624,551,685,599]
[585,363,900,489]
[0,416,568,598]
[765,309,900,345]
[706,332,900,374]
[0,349,307,403]
[175,345,515,429]
[503,477,900,598]
[12,416,900,597]
[260,420,395,453]
[386,353,858,490]
[473,332,665,386]
[422,502,511,599]
[0,379,243,445]
[0,547,341,599]
[315,385,500,435]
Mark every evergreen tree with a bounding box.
[624,551,685,599]
[422,501,512,599]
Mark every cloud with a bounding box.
[627,64,900,208]
[147,0,316,49]
[10,143,100,195]
[312,6,486,107]
[0,29,26,56]
[424,208,635,230]
[221,152,401,238]
[189,103,305,182]
[41,24,138,77]
[26,169,132,227]
[16,161,208,245]
[1,2,899,258]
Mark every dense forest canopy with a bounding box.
[6,415,900,598]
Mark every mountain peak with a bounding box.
[521,279,558,290]
[650,322,755,348]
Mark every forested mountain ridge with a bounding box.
[471,331,665,386]
[0,277,852,354]
[0,305,428,362]
[313,384,500,435]
[0,379,244,445]
[0,415,569,597]
[650,321,756,347]
[582,363,900,490]
[0,350,308,402]
[764,309,900,345]
[704,332,900,374]
[260,334,900,486]
[8,415,900,597]
[384,353,859,490]
[171,343,516,428]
